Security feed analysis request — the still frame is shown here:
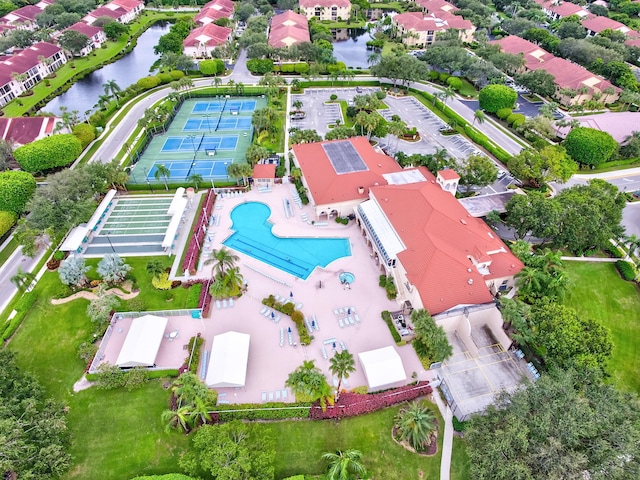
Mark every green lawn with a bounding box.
[451,438,471,479]
[563,262,640,393]
[0,236,19,267]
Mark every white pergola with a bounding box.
[116,315,168,368]
[358,346,407,390]
[206,331,251,388]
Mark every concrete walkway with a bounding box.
[431,389,454,480]
[561,256,618,262]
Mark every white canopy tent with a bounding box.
[358,346,407,390]
[59,224,89,252]
[206,331,250,388]
[116,314,168,368]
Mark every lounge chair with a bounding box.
[354,314,360,323]
[282,390,288,399]
[260,306,267,315]
[229,298,234,308]
[322,346,328,359]
[340,341,347,351]
[216,300,222,309]
[275,294,282,302]
[269,392,274,401]
[296,303,303,310]
[261,392,267,402]
[333,309,340,316]
[347,316,354,325]
[276,391,281,400]
[263,309,271,318]
[339,308,344,315]
[339,318,344,328]
[222,299,227,308]
[275,314,281,323]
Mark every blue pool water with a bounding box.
[223,202,351,279]
[339,272,355,284]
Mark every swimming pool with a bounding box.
[223,202,351,279]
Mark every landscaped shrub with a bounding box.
[182,190,216,274]
[605,242,624,259]
[281,63,295,73]
[330,93,338,100]
[496,108,512,120]
[616,260,636,281]
[294,62,309,74]
[152,272,172,290]
[246,58,274,74]
[309,382,433,420]
[262,297,311,345]
[137,76,161,90]
[13,134,83,173]
[0,210,17,237]
[478,84,517,113]
[0,170,36,213]
[375,90,386,100]
[507,113,525,126]
[428,70,439,81]
[379,275,397,299]
[157,72,173,84]
[199,59,224,75]
[447,76,463,91]
[438,72,450,83]
[211,402,312,422]
[187,283,203,308]
[72,123,96,148]
[382,310,402,343]
[169,70,184,80]
[186,335,204,374]
[14,291,37,313]
[564,127,618,167]
[463,125,511,163]
[452,416,468,432]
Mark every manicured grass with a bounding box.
[562,262,640,393]
[262,402,445,479]
[457,78,477,98]
[451,437,471,479]
[3,11,179,116]
[0,236,19,267]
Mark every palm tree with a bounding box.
[388,119,406,150]
[10,267,35,292]
[212,76,222,96]
[322,449,367,480]
[146,259,165,279]
[204,247,239,276]
[103,79,121,106]
[224,266,244,294]
[442,87,456,109]
[226,162,253,186]
[394,401,438,452]
[292,100,303,110]
[473,109,486,126]
[188,173,203,191]
[154,164,171,190]
[329,350,355,398]
[367,51,380,66]
[285,360,334,409]
[179,77,194,98]
[161,405,194,434]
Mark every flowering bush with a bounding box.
[181,190,216,275]
[309,382,433,420]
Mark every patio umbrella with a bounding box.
[347,308,351,315]
[288,327,292,333]
[271,311,275,318]
[312,320,316,328]
[333,342,336,349]
[290,291,293,298]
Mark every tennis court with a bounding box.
[192,99,257,113]
[148,159,231,180]
[161,135,239,153]
[183,117,253,132]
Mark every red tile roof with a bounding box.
[582,15,631,34]
[183,23,232,49]
[416,0,460,14]
[2,5,42,23]
[65,21,103,38]
[253,163,276,179]
[110,0,143,11]
[299,0,352,7]
[195,0,234,24]
[533,0,588,18]
[269,10,310,48]
[0,42,62,86]
[393,11,473,34]
[0,116,61,146]
[293,136,403,206]
[371,171,523,314]
[87,6,124,20]
[438,169,460,180]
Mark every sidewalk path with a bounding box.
[561,256,618,262]
[431,389,453,480]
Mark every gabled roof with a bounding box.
[269,10,310,48]
[183,23,232,48]
[195,0,234,24]
[370,171,523,314]
[533,0,589,18]
[65,21,103,38]
[2,5,42,23]
[299,0,352,7]
[582,15,632,34]
[116,314,168,368]
[393,11,473,33]
[0,116,60,146]
[416,0,460,14]
[110,0,144,11]
[85,6,125,21]
[292,136,403,206]
[438,168,460,180]
[253,163,276,179]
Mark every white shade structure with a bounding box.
[358,346,407,390]
[206,331,250,388]
[116,315,168,368]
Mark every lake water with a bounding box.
[331,28,375,69]
[42,22,170,115]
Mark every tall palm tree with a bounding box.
[103,79,121,106]
[10,267,35,292]
[442,87,456,109]
[473,109,486,126]
[188,173,203,191]
[394,401,438,452]
[329,350,355,398]
[224,266,244,293]
[146,259,165,279]
[388,119,406,150]
[204,247,239,276]
[322,449,367,480]
[154,164,171,190]
[212,77,222,96]
[226,162,253,186]
[285,360,334,409]
[179,77,194,98]
[161,405,194,434]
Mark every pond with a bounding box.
[41,22,170,116]
[331,28,375,69]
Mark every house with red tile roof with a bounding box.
[293,136,522,315]
[84,0,144,25]
[299,0,351,21]
[195,0,234,26]
[0,5,46,31]
[582,14,636,37]
[392,10,475,47]
[0,116,63,146]
[533,0,589,21]
[492,35,619,105]
[0,42,66,107]
[253,163,276,190]
[61,22,107,56]
[183,23,232,58]
[268,10,310,48]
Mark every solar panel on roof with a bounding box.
[323,141,368,175]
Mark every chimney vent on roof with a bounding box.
[358,186,364,194]
[460,219,467,225]
[467,268,472,272]
[468,278,473,285]
[378,163,382,167]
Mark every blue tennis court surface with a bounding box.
[183,117,252,131]
[161,135,239,152]
[148,160,231,179]
[192,100,257,113]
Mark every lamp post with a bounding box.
[204,113,211,133]
[188,134,197,155]
[104,230,116,253]
[146,179,154,194]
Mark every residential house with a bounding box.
[392,11,475,47]
[0,116,63,146]
[299,0,352,22]
[0,42,66,107]
[533,0,589,21]
[195,0,234,26]
[62,22,107,56]
[582,15,637,37]
[183,23,232,58]
[0,5,45,31]
[84,0,144,25]
[492,35,619,105]
[292,136,523,315]
[268,10,310,48]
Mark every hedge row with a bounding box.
[0,211,17,237]
[263,295,311,345]
[1,291,38,341]
[186,283,203,308]
[13,134,83,173]
[381,310,402,344]
[85,368,179,381]
[210,402,312,422]
[186,335,204,374]
[616,260,636,282]
[182,190,216,275]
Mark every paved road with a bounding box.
[0,244,46,314]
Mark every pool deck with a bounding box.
[165,183,433,404]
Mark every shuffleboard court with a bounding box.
[192,100,257,113]
[183,117,252,132]
[148,159,231,179]
[161,135,239,152]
